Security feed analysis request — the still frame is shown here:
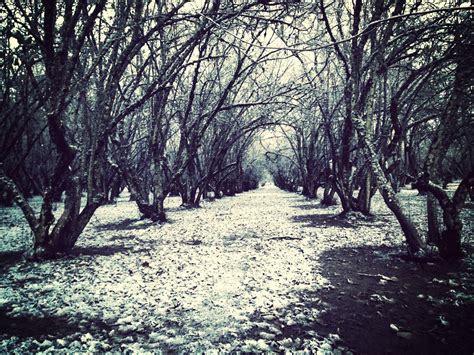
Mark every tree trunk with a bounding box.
[154,197,167,223]
[303,178,317,199]
[151,159,168,223]
[413,171,473,259]
[321,183,337,206]
[336,187,353,214]
[426,193,441,245]
[181,156,200,208]
[117,160,165,222]
[1,168,101,257]
[357,171,372,214]
[108,175,123,203]
[353,116,425,254]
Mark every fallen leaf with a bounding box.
[380,275,399,282]
[438,316,449,327]
[448,279,459,287]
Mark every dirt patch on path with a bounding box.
[311,246,474,354]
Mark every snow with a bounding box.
[0,184,472,352]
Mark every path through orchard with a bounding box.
[0,184,472,353]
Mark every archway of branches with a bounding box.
[0,1,472,259]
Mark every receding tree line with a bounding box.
[0,0,472,260]
[263,1,473,259]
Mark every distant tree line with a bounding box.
[0,0,294,257]
[264,0,473,259]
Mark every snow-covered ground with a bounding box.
[0,184,472,353]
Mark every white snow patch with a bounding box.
[1,184,472,352]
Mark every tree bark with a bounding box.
[353,116,425,254]
[413,171,473,259]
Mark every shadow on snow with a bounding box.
[0,311,79,338]
[95,218,154,232]
[0,251,24,270]
[69,245,133,257]
[244,245,473,354]
[291,214,355,229]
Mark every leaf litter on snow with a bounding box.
[2,184,470,353]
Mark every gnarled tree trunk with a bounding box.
[353,116,425,254]
[414,171,473,259]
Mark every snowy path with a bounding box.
[1,184,407,352]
